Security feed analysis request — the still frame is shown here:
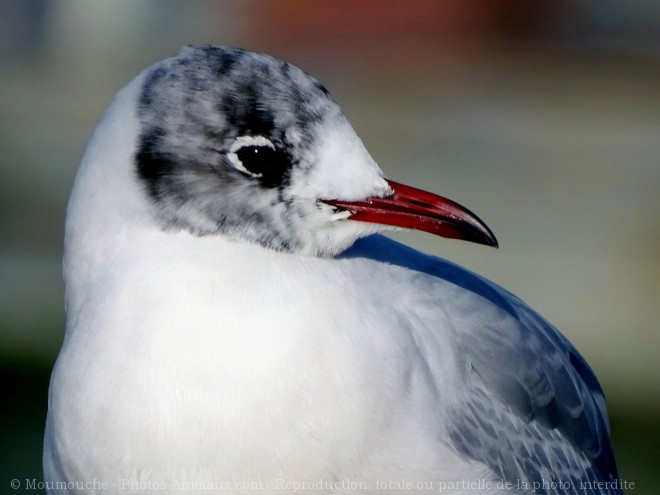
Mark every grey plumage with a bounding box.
[134,46,344,252]
[346,235,621,495]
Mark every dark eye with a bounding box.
[235,145,276,177]
[232,144,290,187]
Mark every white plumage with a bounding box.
[45,46,620,494]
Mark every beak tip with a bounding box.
[474,231,499,249]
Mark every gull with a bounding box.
[44,46,621,494]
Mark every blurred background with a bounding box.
[1,0,658,492]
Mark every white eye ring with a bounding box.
[227,136,275,177]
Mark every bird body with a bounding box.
[45,46,621,494]
[48,231,485,489]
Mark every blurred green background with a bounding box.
[1,0,658,493]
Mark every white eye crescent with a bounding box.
[227,136,276,177]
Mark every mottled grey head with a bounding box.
[134,45,390,256]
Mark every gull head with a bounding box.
[75,45,496,259]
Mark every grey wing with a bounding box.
[344,236,621,495]
[442,269,621,495]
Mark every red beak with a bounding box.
[325,180,498,248]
